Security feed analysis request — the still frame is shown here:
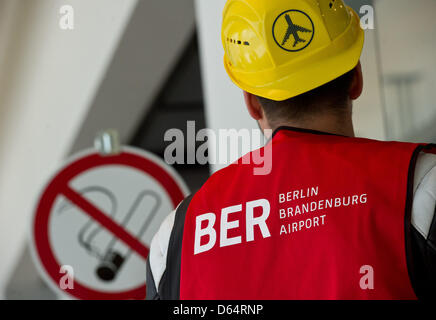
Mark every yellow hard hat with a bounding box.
[222,0,364,101]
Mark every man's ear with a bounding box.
[243,91,263,120]
[349,61,363,100]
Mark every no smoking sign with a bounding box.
[30,147,189,299]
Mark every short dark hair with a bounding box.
[256,69,355,126]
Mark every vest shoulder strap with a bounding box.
[423,143,436,154]
[158,194,194,300]
[407,143,436,299]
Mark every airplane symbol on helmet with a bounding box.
[282,14,312,48]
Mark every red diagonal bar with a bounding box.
[61,185,149,260]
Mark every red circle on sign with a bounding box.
[32,149,187,300]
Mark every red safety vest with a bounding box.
[179,127,434,300]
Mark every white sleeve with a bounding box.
[412,152,436,239]
[148,209,176,290]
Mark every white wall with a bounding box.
[69,0,196,154]
[195,0,386,173]
[0,0,138,298]
[376,0,436,142]
[194,0,252,174]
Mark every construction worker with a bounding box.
[146,0,436,299]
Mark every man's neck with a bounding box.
[270,113,355,138]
